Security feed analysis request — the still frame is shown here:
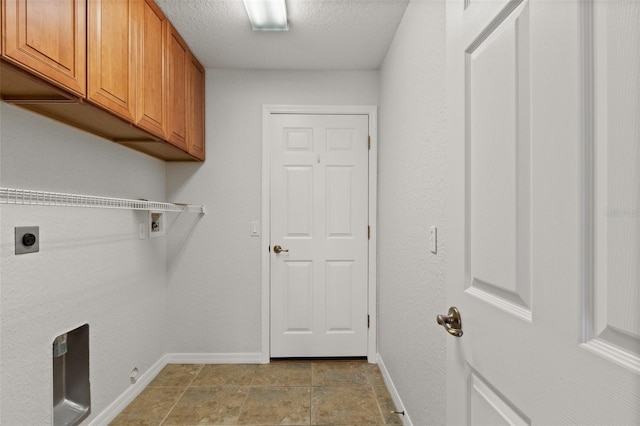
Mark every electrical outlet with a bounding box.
[130,367,139,384]
[15,226,39,254]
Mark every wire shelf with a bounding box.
[0,187,206,214]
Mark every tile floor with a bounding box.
[110,360,403,425]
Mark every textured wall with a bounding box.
[166,70,379,354]
[0,104,168,424]
[378,1,447,424]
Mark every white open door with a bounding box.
[445,0,640,424]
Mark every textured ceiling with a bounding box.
[154,0,410,70]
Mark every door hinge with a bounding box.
[367,315,370,328]
[368,135,371,150]
[368,225,370,240]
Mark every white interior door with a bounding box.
[270,114,369,358]
[446,0,640,424]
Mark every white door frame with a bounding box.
[261,105,378,363]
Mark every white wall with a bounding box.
[378,1,447,424]
[166,70,379,355]
[0,104,168,424]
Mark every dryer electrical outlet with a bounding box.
[15,226,39,254]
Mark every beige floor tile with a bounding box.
[237,386,311,425]
[113,361,403,426]
[312,362,369,386]
[149,364,204,387]
[193,364,258,386]
[109,386,186,426]
[161,386,248,425]
[311,386,383,425]
[364,364,386,388]
[252,363,312,386]
[373,385,403,425]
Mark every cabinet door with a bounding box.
[87,0,137,121]
[187,53,205,160]
[3,0,86,96]
[136,0,166,138]
[166,24,188,151]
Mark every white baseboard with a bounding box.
[88,354,168,426]
[166,352,264,364]
[377,354,414,426]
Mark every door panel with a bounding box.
[469,371,529,426]
[326,166,354,237]
[283,261,313,332]
[285,128,313,151]
[467,0,531,318]
[447,0,640,424]
[167,24,188,150]
[583,0,640,371]
[284,166,313,237]
[186,53,205,159]
[326,260,355,331]
[136,0,167,138]
[88,0,137,121]
[270,114,368,358]
[3,0,86,96]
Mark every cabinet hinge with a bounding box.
[368,225,371,240]
[368,135,371,150]
[367,315,370,328]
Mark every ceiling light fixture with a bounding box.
[243,0,289,31]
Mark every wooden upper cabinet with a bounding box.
[2,0,86,96]
[187,52,205,160]
[166,24,188,151]
[136,0,167,138]
[0,0,205,161]
[87,0,137,122]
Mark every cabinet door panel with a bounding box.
[136,0,166,138]
[88,0,137,121]
[187,53,205,160]
[3,0,86,96]
[166,24,188,150]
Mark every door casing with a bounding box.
[261,105,378,363]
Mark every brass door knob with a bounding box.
[273,245,289,254]
[436,306,463,337]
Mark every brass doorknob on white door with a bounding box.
[436,306,463,337]
[273,245,289,254]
